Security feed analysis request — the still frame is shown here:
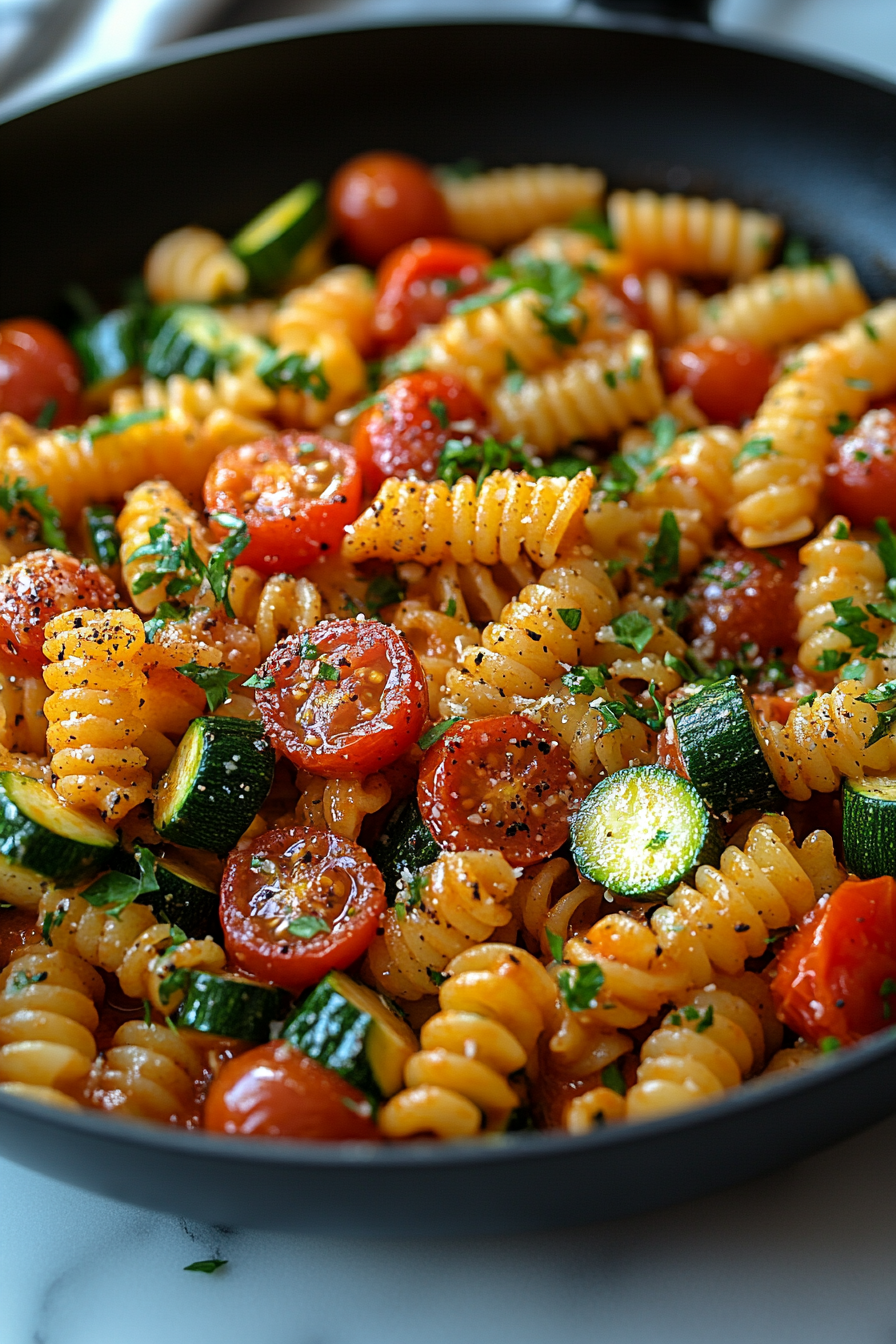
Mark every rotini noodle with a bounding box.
[760,681,896,799]
[795,516,889,681]
[607,190,782,279]
[88,1020,204,1124]
[118,479,209,613]
[144,226,248,304]
[440,165,605,249]
[0,673,48,755]
[0,947,103,1101]
[697,257,868,348]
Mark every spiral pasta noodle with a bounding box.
[510,857,603,957]
[0,673,49,756]
[90,1020,204,1124]
[118,480,208,614]
[378,943,558,1137]
[697,257,868,348]
[795,516,888,680]
[0,947,103,1104]
[144,226,248,304]
[760,681,896,799]
[342,468,594,569]
[607,190,782,279]
[227,569,323,659]
[439,165,605,250]
[112,368,276,424]
[364,850,517,1001]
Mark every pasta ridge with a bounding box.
[0,947,103,1106]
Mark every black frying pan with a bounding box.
[1,8,896,1235]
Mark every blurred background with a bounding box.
[1,0,895,112]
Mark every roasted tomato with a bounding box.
[0,550,117,676]
[204,1041,378,1139]
[0,319,81,427]
[221,826,386,993]
[203,432,362,574]
[352,371,489,492]
[372,237,491,349]
[0,908,42,964]
[255,619,427,777]
[771,876,896,1046]
[662,334,773,425]
[417,714,587,867]
[825,408,896,528]
[684,540,801,663]
[328,152,452,267]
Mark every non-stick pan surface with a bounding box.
[1,14,896,1233]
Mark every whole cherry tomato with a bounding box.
[771,876,896,1046]
[204,1041,378,1139]
[328,152,452,267]
[220,825,386,993]
[0,550,116,676]
[662,334,773,425]
[825,408,896,528]
[203,432,362,574]
[417,714,587,867]
[0,319,81,427]
[256,619,427,777]
[373,237,491,349]
[352,371,489,493]
[684,540,801,662]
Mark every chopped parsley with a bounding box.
[256,347,330,401]
[732,436,776,471]
[175,662,239,713]
[558,962,604,1012]
[557,607,581,631]
[437,434,529,490]
[561,664,609,696]
[244,671,275,689]
[858,679,896,746]
[545,929,564,963]
[288,915,330,939]
[601,1061,626,1096]
[828,412,856,436]
[0,476,67,550]
[81,844,158,919]
[418,717,462,750]
[609,610,654,654]
[428,397,449,428]
[365,574,405,613]
[184,1260,228,1274]
[638,510,680,587]
[317,662,339,683]
[646,829,670,851]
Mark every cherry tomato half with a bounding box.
[204,1041,378,1139]
[256,619,427,777]
[662,334,773,425]
[771,876,896,1046]
[221,826,386,993]
[0,319,81,427]
[328,152,452,267]
[417,714,587,867]
[825,408,896,529]
[203,432,362,575]
[373,237,491,349]
[0,550,117,676]
[352,372,489,493]
[684,540,801,662]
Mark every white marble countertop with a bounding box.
[3,3,896,1341]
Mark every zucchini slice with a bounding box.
[843,772,896,879]
[71,306,144,389]
[671,675,781,818]
[144,304,245,381]
[83,504,120,568]
[370,794,440,905]
[281,970,417,1103]
[0,773,116,882]
[173,970,285,1041]
[109,847,220,939]
[571,765,721,897]
[230,181,326,291]
[154,717,275,856]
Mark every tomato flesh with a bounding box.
[352,371,489,493]
[0,550,117,675]
[204,1041,378,1139]
[0,319,81,427]
[417,714,586,867]
[328,152,451,267]
[662,334,773,425]
[771,877,896,1046]
[256,619,427,777]
[203,432,362,574]
[221,825,386,993]
[373,237,491,349]
[684,540,800,663]
[825,408,896,528]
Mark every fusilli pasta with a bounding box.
[0,947,103,1102]
[696,257,868,348]
[144,226,248,304]
[440,165,605,250]
[607,190,782,279]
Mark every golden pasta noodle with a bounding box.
[118,479,209,614]
[607,189,782,279]
[89,1020,204,1124]
[144,226,248,304]
[760,682,896,799]
[795,516,889,682]
[440,165,605,249]
[696,257,868,348]
[0,947,103,1099]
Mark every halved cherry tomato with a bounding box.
[352,372,489,493]
[825,408,896,528]
[0,319,81,427]
[771,876,896,1046]
[606,270,653,332]
[662,334,773,425]
[328,152,452,267]
[684,540,801,662]
[221,825,386,993]
[0,550,116,676]
[373,237,491,349]
[256,619,427,776]
[203,432,362,575]
[204,1041,378,1139]
[417,714,587,867]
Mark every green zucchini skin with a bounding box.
[370,795,440,905]
[153,717,275,856]
[230,181,327,291]
[571,764,721,898]
[0,773,116,882]
[842,773,896,879]
[173,970,286,1041]
[108,848,220,940]
[671,675,781,818]
[144,304,250,381]
[83,504,120,568]
[71,306,144,388]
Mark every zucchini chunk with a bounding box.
[571,764,721,897]
[0,773,116,883]
[71,306,144,389]
[173,970,285,1041]
[370,794,440,905]
[230,181,327,291]
[154,717,275,855]
[109,847,220,939]
[144,304,255,381]
[83,504,120,568]
[281,970,417,1103]
[671,675,781,818]
[843,772,896,879]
